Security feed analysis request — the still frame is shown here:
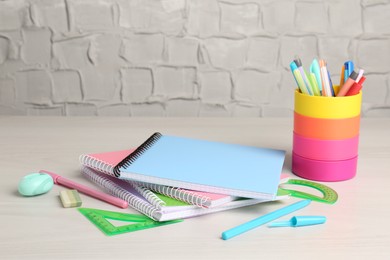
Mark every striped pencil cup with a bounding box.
[292,87,362,182]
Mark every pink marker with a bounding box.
[39,170,128,209]
[337,70,358,97]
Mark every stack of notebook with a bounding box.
[79,132,287,221]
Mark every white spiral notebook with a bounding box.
[81,166,286,221]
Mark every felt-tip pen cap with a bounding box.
[290,61,298,71]
[349,70,358,80]
[294,58,302,67]
[268,216,326,227]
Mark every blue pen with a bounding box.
[327,70,335,96]
[221,200,311,240]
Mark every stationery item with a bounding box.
[308,73,321,96]
[59,189,82,208]
[327,70,335,96]
[293,132,359,160]
[290,61,300,88]
[82,166,280,221]
[80,149,237,208]
[79,149,165,207]
[294,112,360,140]
[39,170,128,209]
[294,88,362,119]
[293,153,358,182]
[221,200,311,240]
[135,182,236,208]
[293,88,362,181]
[319,60,332,97]
[140,173,290,208]
[290,61,309,95]
[131,182,166,208]
[18,173,53,196]
[346,76,365,96]
[310,59,322,93]
[337,70,358,96]
[344,61,354,83]
[78,208,182,236]
[339,63,345,87]
[294,58,313,95]
[278,179,338,204]
[81,166,163,219]
[268,215,326,227]
[356,69,364,82]
[113,133,286,199]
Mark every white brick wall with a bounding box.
[0,0,389,117]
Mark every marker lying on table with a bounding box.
[39,170,128,209]
[221,199,311,240]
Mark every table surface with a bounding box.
[1,116,389,259]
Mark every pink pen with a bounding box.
[39,170,128,209]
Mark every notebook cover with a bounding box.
[115,133,286,199]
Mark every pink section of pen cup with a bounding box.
[293,132,359,161]
[292,153,357,182]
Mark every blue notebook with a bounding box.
[113,133,286,199]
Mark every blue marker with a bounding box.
[327,70,335,96]
[344,61,354,83]
[290,61,299,85]
[221,200,311,240]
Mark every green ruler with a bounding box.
[278,179,338,204]
[78,208,183,236]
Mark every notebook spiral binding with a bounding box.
[81,167,159,221]
[79,154,116,177]
[126,181,166,208]
[113,132,162,177]
[137,182,209,208]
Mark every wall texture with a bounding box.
[0,0,389,117]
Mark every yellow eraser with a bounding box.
[60,189,82,208]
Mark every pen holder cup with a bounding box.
[292,89,362,182]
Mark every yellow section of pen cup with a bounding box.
[294,87,362,119]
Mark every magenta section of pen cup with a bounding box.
[293,132,359,161]
[292,153,357,182]
[292,89,362,182]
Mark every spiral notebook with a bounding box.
[81,166,274,221]
[113,133,286,199]
[80,149,237,208]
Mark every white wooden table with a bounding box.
[1,117,389,259]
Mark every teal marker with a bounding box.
[221,200,311,240]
